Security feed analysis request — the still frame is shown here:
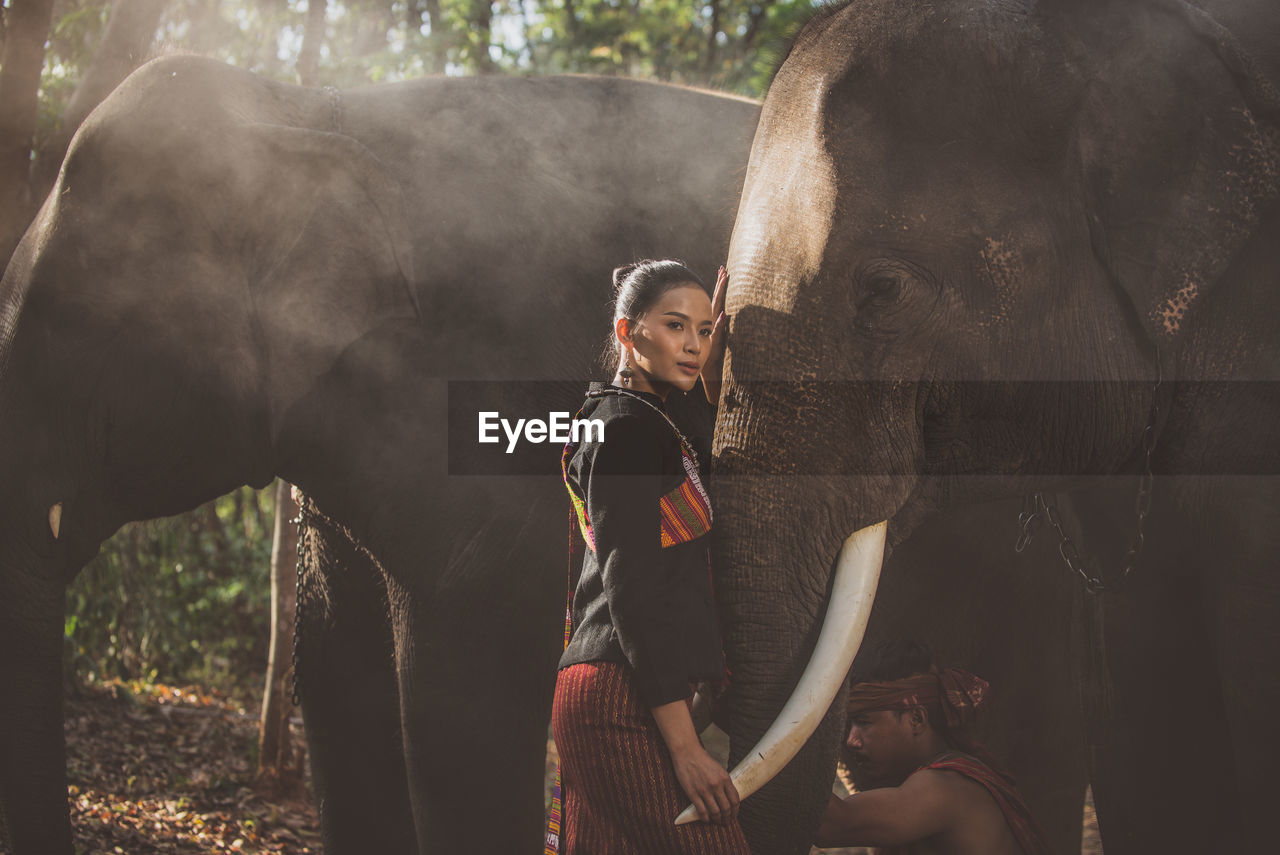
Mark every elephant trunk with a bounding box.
[706,346,917,849]
[677,522,884,827]
[702,462,889,853]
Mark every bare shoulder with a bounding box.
[912,766,989,800]
[897,767,982,813]
[903,769,1022,855]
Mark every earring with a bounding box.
[618,352,635,386]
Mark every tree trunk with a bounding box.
[257,479,301,788]
[742,4,767,49]
[518,0,535,68]
[563,0,579,38]
[0,0,56,267]
[31,0,168,202]
[470,0,495,74]
[296,0,326,87]
[704,0,721,77]
[422,0,445,71]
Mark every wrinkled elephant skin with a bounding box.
[714,1,1280,853]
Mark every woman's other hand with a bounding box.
[671,743,741,825]
[652,696,740,824]
[702,265,728,405]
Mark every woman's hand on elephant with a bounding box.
[670,743,741,825]
[651,695,739,824]
[702,265,728,405]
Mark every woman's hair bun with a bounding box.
[612,262,643,292]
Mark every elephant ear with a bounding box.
[233,124,420,438]
[1068,0,1280,343]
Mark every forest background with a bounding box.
[0,0,819,702]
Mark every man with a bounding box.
[815,641,1051,855]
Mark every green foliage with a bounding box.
[36,0,111,145]
[523,0,816,95]
[64,485,279,697]
[742,0,823,95]
[37,0,820,97]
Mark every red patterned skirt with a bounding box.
[551,661,750,855]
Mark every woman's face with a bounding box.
[622,285,714,396]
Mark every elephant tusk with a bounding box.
[675,520,886,825]
[49,502,63,540]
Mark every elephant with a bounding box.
[0,56,760,854]
[710,0,1280,853]
[0,51,1096,855]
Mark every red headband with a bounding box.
[847,666,989,729]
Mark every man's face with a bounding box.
[844,708,919,789]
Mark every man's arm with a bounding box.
[814,769,959,849]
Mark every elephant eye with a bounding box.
[866,275,902,303]
[849,261,933,339]
[856,273,906,316]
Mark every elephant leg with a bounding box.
[861,500,1087,854]
[0,569,72,854]
[386,491,563,855]
[1088,492,1238,854]
[296,520,417,855]
[1201,478,1280,852]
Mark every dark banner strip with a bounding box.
[446,380,1280,476]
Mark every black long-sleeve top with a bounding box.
[558,382,725,707]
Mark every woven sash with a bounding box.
[562,443,598,550]
[560,392,712,552]
[562,442,712,551]
[658,451,713,547]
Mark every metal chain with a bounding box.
[1015,373,1162,593]
[289,494,311,708]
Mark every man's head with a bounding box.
[844,640,943,788]
[843,640,988,789]
[845,703,938,789]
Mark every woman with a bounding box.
[549,259,748,853]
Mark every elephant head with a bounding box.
[712,0,1280,851]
